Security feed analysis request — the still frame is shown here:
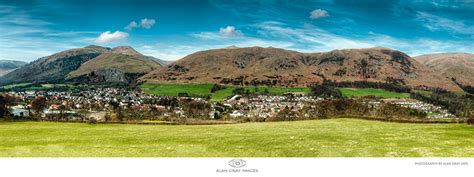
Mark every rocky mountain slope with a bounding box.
[140,47,462,92]
[0,45,110,85]
[414,53,474,88]
[0,60,27,76]
[67,46,161,84]
[147,56,172,66]
[0,45,161,85]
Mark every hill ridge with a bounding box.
[0,45,161,85]
[414,52,474,90]
[140,46,461,92]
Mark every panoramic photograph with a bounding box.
[0,0,473,176]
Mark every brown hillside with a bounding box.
[414,53,474,87]
[67,46,161,83]
[0,45,110,85]
[0,60,27,77]
[140,47,461,92]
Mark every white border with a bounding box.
[0,158,472,177]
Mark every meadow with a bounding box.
[339,88,411,98]
[0,83,32,89]
[0,83,75,91]
[140,83,412,101]
[0,119,473,157]
[139,83,311,102]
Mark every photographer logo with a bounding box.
[228,159,246,168]
[216,159,258,173]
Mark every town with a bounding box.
[2,86,455,123]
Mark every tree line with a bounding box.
[264,98,428,122]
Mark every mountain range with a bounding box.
[1,45,473,93]
[0,60,27,77]
[66,46,161,84]
[0,45,162,85]
[414,53,474,90]
[140,46,462,92]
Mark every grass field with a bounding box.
[0,119,473,157]
[140,83,311,102]
[0,83,32,89]
[140,84,410,101]
[140,83,213,97]
[340,88,410,98]
[0,83,74,90]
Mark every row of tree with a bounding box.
[316,80,411,93]
[410,91,474,117]
[267,99,427,122]
[0,94,48,120]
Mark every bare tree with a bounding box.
[0,95,11,119]
[31,96,47,120]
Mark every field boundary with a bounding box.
[1,116,465,125]
[0,119,238,125]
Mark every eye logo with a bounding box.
[228,159,246,168]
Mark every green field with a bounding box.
[140,83,213,97]
[340,88,410,98]
[140,83,311,102]
[0,83,32,89]
[0,119,473,157]
[0,83,75,90]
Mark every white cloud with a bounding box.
[219,26,243,37]
[309,9,329,19]
[253,21,474,56]
[95,31,129,43]
[193,26,244,40]
[416,11,474,35]
[138,37,294,61]
[125,21,139,31]
[256,21,373,51]
[136,20,474,61]
[140,18,156,29]
[365,32,473,56]
[192,32,222,40]
[0,5,100,61]
[124,18,156,31]
[43,31,99,37]
[138,44,199,61]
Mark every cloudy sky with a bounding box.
[1,0,473,61]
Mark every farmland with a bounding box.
[0,119,473,157]
[140,83,414,101]
[0,83,32,89]
[339,88,411,98]
[139,83,311,102]
[0,83,75,91]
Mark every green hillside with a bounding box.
[339,88,410,98]
[140,83,310,101]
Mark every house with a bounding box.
[11,105,30,117]
[229,110,244,118]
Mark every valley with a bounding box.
[1,1,473,174]
[0,60,27,77]
[1,45,473,158]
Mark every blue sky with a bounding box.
[1,0,473,61]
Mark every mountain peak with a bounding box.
[112,46,141,55]
[370,46,392,50]
[414,53,474,88]
[0,60,27,77]
[84,45,110,50]
[224,45,239,49]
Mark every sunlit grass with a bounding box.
[140,83,311,102]
[0,119,472,157]
[340,88,410,98]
